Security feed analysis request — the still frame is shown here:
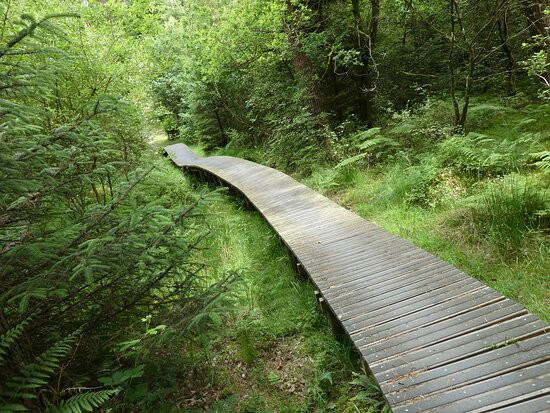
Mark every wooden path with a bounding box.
[165,143,550,413]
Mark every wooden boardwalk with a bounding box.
[165,143,550,413]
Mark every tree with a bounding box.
[447,0,516,128]
[0,4,224,409]
[350,0,380,125]
[284,0,325,116]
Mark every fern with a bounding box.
[357,135,399,151]
[353,127,382,141]
[54,389,119,413]
[335,152,369,169]
[337,134,399,169]
[441,132,545,176]
[531,151,550,172]
[2,329,82,407]
[349,373,388,410]
[0,316,32,365]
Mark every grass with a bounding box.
[151,166,387,412]
[299,145,548,324]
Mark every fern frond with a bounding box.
[358,135,399,151]
[0,316,32,366]
[335,152,368,169]
[0,403,29,411]
[55,389,119,413]
[353,127,381,141]
[531,151,550,172]
[5,328,82,397]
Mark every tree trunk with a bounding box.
[214,109,228,146]
[459,52,475,128]
[284,0,324,116]
[351,0,380,125]
[497,14,516,95]
[449,0,461,127]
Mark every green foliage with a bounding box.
[56,389,120,413]
[0,316,32,365]
[335,131,400,170]
[0,327,119,412]
[350,373,389,411]
[440,132,546,177]
[5,330,81,395]
[531,151,550,172]
[0,4,226,411]
[237,329,257,365]
[304,168,340,192]
[361,158,442,208]
[467,176,548,251]
[306,365,333,410]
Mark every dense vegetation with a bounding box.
[0,0,548,411]
[0,1,229,411]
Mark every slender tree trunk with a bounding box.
[449,0,461,127]
[214,109,228,146]
[367,0,380,125]
[497,13,516,95]
[459,52,475,128]
[327,57,343,123]
[351,0,380,125]
[401,0,413,45]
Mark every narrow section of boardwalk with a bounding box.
[165,143,550,413]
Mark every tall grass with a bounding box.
[470,176,548,251]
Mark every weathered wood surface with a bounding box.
[165,143,550,413]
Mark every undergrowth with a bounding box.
[149,177,387,412]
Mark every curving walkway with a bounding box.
[165,143,550,413]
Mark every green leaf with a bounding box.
[0,403,28,411]
[18,295,30,314]
[208,312,222,326]
[354,127,381,140]
[335,152,368,169]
